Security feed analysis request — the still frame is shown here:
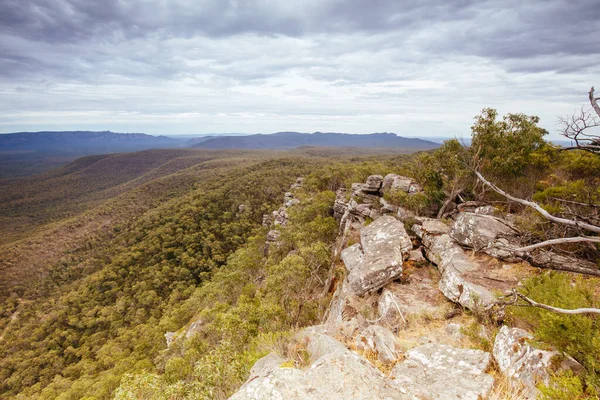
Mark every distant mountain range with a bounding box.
[0,130,177,153]
[0,130,440,154]
[191,131,439,150]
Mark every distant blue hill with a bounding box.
[0,131,179,153]
[191,131,440,150]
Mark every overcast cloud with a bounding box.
[0,0,598,138]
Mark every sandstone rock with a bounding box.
[377,268,448,326]
[351,182,365,196]
[347,216,411,296]
[363,175,384,193]
[396,206,415,220]
[450,212,518,251]
[414,226,497,309]
[333,188,349,219]
[407,249,425,263]
[355,325,400,364]
[248,352,286,381]
[272,207,288,226]
[164,331,176,348]
[261,214,273,227]
[324,280,359,328]
[264,230,281,256]
[185,320,204,339]
[493,326,584,398]
[391,343,494,400]
[356,203,372,217]
[368,208,381,220]
[381,174,413,194]
[266,229,281,242]
[338,315,366,339]
[420,218,450,235]
[230,333,414,400]
[341,243,363,272]
[474,205,502,216]
[379,197,399,214]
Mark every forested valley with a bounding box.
[0,103,599,399]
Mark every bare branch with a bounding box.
[514,236,600,252]
[475,170,600,234]
[590,86,600,119]
[517,291,600,315]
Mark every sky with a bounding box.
[0,0,598,138]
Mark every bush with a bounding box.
[508,273,600,394]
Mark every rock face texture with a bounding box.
[450,212,519,252]
[493,326,583,398]
[391,343,494,400]
[381,174,422,195]
[414,221,496,308]
[340,243,363,272]
[355,325,400,364]
[229,333,414,400]
[377,268,448,324]
[346,215,412,296]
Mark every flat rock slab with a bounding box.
[449,212,519,251]
[415,223,534,310]
[391,343,494,400]
[230,332,414,400]
[378,267,449,327]
[347,216,412,296]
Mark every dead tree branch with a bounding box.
[475,170,600,234]
[515,236,600,252]
[590,86,600,118]
[560,87,600,154]
[517,291,600,315]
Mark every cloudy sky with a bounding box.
[0,0,598,138]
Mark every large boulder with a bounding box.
[450,212,519,252]
[355,325,400,364]
[391,343,494,400]
[381,174,420,194]
[230,332,414,400]
[347,216,412,296]
[415,227,495,309]
[363,175,384,193]
[493,326,584,399]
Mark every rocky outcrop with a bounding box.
[381,174,422,195]
[493,326,584,398]
[355,325,400,364]
[346,216,412,296]
[414,218,535,310]
[391,343,494,400]
[262,178,304,255]
[363,175,383,193]
[229,332,414,400]
[449,212,519,252]
[414,221,495,308]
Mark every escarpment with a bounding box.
[220,174,586,400]
[156,172,590,400]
